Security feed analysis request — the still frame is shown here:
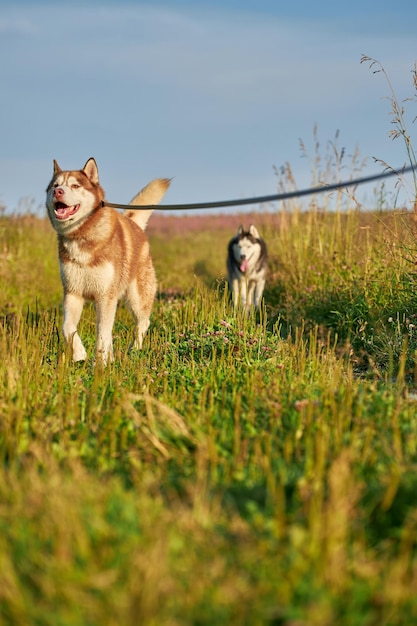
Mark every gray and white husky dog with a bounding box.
[227,224,268,308]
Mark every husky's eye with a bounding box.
[71,184,80,189]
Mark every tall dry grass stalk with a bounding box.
[361,54,417,212]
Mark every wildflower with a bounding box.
[294,399,309,411]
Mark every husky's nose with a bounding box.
[53,187,64,198]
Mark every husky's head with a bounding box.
[46,158,105,235]
[232,224,261,273]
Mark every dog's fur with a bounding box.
[46,158,170,363]
[227,224,268,308]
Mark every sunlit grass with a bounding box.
[2,190,417,625]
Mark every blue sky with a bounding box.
[1,0,416,214]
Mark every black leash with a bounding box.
[102,164,415,211]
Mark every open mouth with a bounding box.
[54,202,80,221]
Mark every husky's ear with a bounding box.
[249,224,260,239]
[82,158,99,184]
[53,160,62,175]
[237,225,244,235]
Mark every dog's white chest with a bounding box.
[60,258,115,297]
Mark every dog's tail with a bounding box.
[125,178,171,230]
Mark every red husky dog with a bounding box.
[46,158,170,363]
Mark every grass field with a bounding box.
[1,194,417,625]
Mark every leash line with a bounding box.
[102,164,415,211]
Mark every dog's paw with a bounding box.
[95,347,114,365]
[73,346,87,362]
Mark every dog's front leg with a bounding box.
[95,297,118,363]
[230,278,240,307]
[239,278,248,308]
[254,278,265,307]
[247,281,256,307]
[63,293,87,361]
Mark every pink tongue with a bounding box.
[240,258,248,272]
[56,207,70,219]
[55,205,78,220]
